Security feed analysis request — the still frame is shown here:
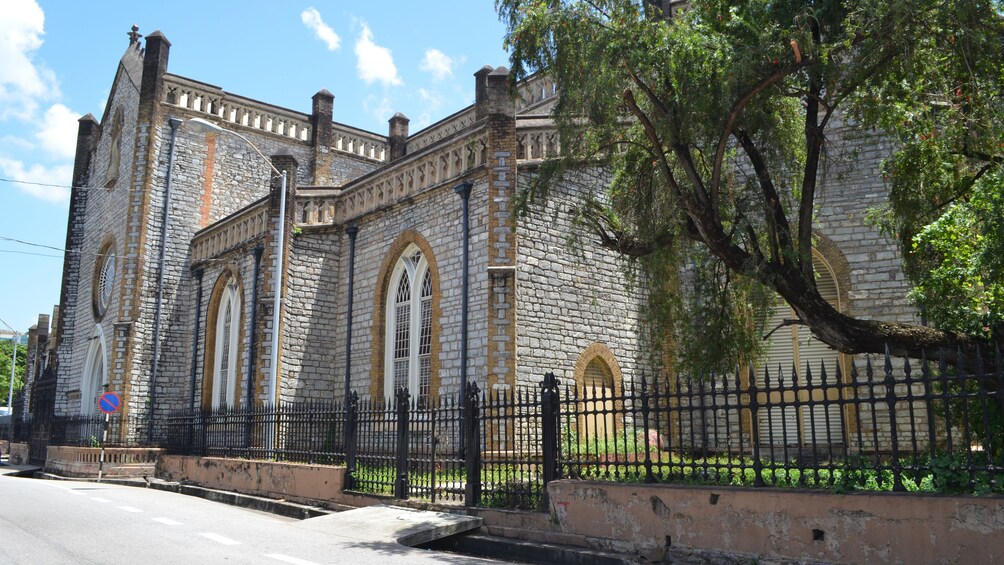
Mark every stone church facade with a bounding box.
[36,28,918,448]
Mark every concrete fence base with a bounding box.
[545,480,1004,564]
[6,442,28,465]
[156,455,380,509]
[45,446,161,478]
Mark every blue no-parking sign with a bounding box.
[98,391,121,414]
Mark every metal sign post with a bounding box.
[96,392,121,482]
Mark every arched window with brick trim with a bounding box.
[81,325,108,415]
[371,231,441,403]
[384,244,433,405]
[756,251,845,446]
[573,343,625,442]
[203,270,243,409]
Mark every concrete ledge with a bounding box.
[424,533,635,565]
[295,505,482,546]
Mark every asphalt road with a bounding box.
[0,474,504,565]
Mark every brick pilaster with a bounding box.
[256,151,298,403]
[310,89,334,185]
[388,112,409,162]
[484,66,518,391]
[120,30,171,442]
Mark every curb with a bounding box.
[31,471,334,520]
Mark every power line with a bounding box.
[0,249,64,258]
[0,236,67,253]
[0,177,77,190]
[0,235,127,261]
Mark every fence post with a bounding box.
[541,372,560,507]
[747,363,764,487]
[344,391,358,490]
[394,387,410,499]
[464,382,481,507]
[884,346,905,492]
[640,373,655,483]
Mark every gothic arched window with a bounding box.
[384,245,433,405]
[203,271,242,410]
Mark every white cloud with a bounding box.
[300,7,340,51]
[413,88,444,130]
[0,156,71,203]
[35,103,78,159]
[420,49,455,81]
[355,23,401,86]
[363,94,394,125]
[0,0,59,120]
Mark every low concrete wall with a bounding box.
[46,446,161,478]
[157,455,376,508]
[7,442,28,465]
[547,480,1004,563]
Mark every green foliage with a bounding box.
[903,173,1004,338]
[0,338,27,404]
[498,0,1004,365]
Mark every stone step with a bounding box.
[421,533,637,565]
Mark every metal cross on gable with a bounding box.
[127,24,142,46]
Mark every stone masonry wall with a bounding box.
[815,116,918,326]
[187,244,262,411]
[55,50,143,417]
[315,174,490,402]
[515,167,648,389]
[280,229,342,401]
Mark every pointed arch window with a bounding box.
[385,246,433,405]
[756,253,844,445]
[211,278,241,408]
[81,326,108,415]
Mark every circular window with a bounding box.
[93,244,116,319]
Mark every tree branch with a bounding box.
[735,128,794,267]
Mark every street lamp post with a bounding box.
[6,333,16,411]
[186,118,288,450]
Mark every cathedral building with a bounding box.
[34,26,917,449]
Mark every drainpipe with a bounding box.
[246,245,264,408]
[342,225,359,401]
[188,268,204,411]
[147,116,182,444]
[454,181,473,395]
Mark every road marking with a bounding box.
[200,533,241,546]
[152,517,183,526]
[91,497,111,503]
[66,490,86,496]
[117,505,143,513]
[266,555,321,565]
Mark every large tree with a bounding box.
[498,0,1004,371]
[1,338,26,405]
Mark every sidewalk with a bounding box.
[0,458,42,477]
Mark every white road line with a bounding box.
[66,490,86,496]
[91,497,111,503]
[152,517,182,526]
[266,554,322,565]
[117,505,143,513]
[200,533,241,546]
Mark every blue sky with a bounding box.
[0,0,511,333]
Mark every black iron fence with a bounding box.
[9,413,125,448]
[50,414,125,447]
[164,349,1004,509]
[11,414,33,443]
